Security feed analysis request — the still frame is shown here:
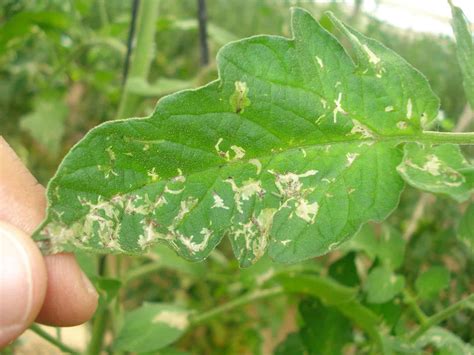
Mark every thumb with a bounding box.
[0,221,47,348]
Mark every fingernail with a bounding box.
[80,270,98,299]
[0,226,33,339]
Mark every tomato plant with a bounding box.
[2,0,473,353]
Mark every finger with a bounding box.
[35,253,99,326]
[0,137,98,327]
[0,139,46,234]
[0,222,47,348]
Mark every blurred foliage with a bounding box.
[1,0,473,353]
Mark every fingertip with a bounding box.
[0,222,47,348]
[35,253,98,326]
[0,136,98,336]
[0,137,46,234]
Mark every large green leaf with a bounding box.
[449,2,474,109]
[34,8,441,266]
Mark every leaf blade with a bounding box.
[35,8,442,266]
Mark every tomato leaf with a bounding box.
[34,8,442,266]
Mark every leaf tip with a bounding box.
[290,6,316,29]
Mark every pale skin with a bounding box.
[0,137,98,348]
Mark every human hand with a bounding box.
[0,137,98,348]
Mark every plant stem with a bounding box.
[190,286,285,325]
[403,289,429,325]
[409,293,474,341]
[86,308,109,355]
[124,261,163,284]
[86,255,109,354]
[116,0,160,119]
[98,0,110,29]
[30,324,79,354]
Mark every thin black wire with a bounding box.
[197,0,209,66]
[122,0,140,86]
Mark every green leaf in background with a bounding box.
[365,266,405,304]
[274,333,306,355]
[298,299,352,355]
[344,224,379,259]
[19,96,68,156]
[150,244,207,277]
[381,336,419,354]
[239,254,285,288]
[0,11,70,53]
[34,8,443,266]
[344,225,405,270]
[367,300,402,331]
[114,303,189,353]
[374,227,406,270]
[449,1,474,109]
[328,252,360,287]
[276,273,383,351]
[458,203,474,251]
[415,266,450,300]
[415,327,474,355]
[94,277,122,304]
[141,349,191,355]
[397,143,474,202]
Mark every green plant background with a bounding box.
[1,0,473,354]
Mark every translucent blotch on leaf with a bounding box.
[229,81,251,113]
